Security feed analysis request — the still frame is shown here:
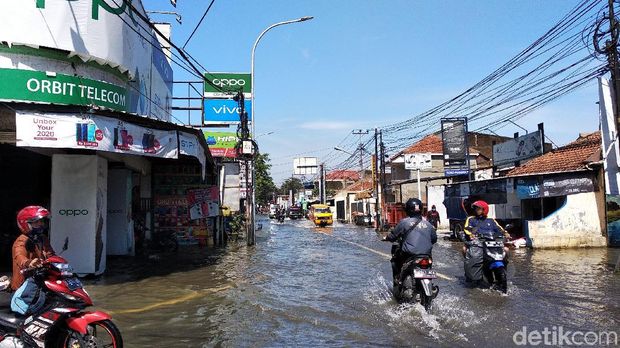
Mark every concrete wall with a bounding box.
[526,192,607,248]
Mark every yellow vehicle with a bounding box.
[309,204,333,227]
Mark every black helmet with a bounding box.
[405,198,423,217]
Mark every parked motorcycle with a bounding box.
[0,255,123,347]
[463,229,509,293]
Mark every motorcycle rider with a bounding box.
[383,198,437,286]
[462,200,510,256]
[11,206,55,291]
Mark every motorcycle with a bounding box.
[276,213,285,223]
[385,241,439,312]
[0,253,123,347]
[464,229,509,293]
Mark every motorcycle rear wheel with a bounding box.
[494,268,508,294]
[420,292,433,312]
[57,319,123,348]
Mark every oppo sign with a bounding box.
[212,79,246,88]
[204,73,251,94]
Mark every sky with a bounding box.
[145,0,603,184]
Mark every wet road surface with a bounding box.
[85,217,620,347]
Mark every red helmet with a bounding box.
[16,206,50,235]
[472,200,489,216]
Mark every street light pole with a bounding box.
[249,16,313,246]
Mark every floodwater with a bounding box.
[85,217,620,347]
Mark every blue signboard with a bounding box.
[516,178,541,199]
[445,168,469,177]
[203,99,252,125]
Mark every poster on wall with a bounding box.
[606,195,620,247]
[50,155,107,275]
[16,112,178,158]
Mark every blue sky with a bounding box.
[145,0,602,183]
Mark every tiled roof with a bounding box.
[326,170,360,181]
[402,134,443,154]
[397,134,483,159]
[507,132,601,177]
[343,179,374,192]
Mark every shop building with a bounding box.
[0,1,220,275]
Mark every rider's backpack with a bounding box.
[11,277,46,315]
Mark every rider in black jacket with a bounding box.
[383,198,437,286]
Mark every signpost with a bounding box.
[404,153,432,200]
[441,118,470,177]
[293,157,318,175]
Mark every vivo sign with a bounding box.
[203,99,252,125]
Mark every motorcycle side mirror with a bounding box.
[505,224,514,230]
[62,237,69,252]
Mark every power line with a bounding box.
[182,0,216,49]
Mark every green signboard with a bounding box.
[204,72,251,97]
[203,131,239,158]
[0,68,129,112]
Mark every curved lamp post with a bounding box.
[249,16,313,245]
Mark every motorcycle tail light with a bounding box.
[417,258,431,267]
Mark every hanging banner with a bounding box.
[493,131,544,167]
[516,173,595,199]
[179,131,207,179]
[203,99,252,125]
[441,118,470,177]
[16,112,178,158]
[204,131,238,158]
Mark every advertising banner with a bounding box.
[50,155,107,275]
[493,131,544,167]
[516,174,595,199]
[203,99,252,125]
[441,118,470,176]
[404,153,432,170]
[0,1,173,120]
[204,131,238,158]
[0,68,129,112]
[204,72,251,98]
[16,112,178,158]
[293,157,318,175]
[179,131,207,179]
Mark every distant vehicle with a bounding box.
[309,204,333,227]
[288,206,304,220]
[269,205,278,219]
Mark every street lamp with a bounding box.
[334,146,353,155]
[249,16,314,246]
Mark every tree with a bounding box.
[255,153,278,206]
[279,177,304,196]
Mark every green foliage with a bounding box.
[255,153,278,205]
[280,177,304,196]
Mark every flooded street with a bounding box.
[86,217,620,347]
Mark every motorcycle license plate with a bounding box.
[413,269,437,279]
[65,277,82,291]
[485,241,504,248]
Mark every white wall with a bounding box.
[526,192,607,248]
[427,185,449,230]
[107,168,134,256]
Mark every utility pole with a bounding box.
[319,163,326,204]
[379,130,386,231]
[374,128,381,231]
[234,91,254,245]
[353,129,369,181]
[609,0,620,133]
